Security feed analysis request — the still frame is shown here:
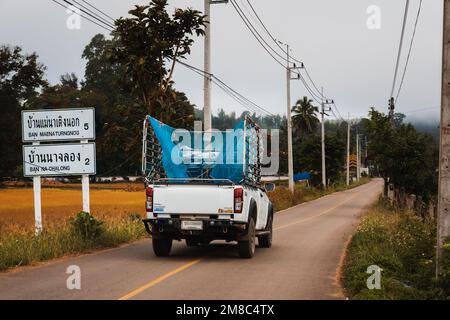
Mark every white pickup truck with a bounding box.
[141,115,274,258]
[142,179,274,258]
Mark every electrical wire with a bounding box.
[81,0,116,22]
[395,0,423,104]
[177,60,275,116]
[390,0,411,99]
[230,0,293,72]
[62,0,115,29]
[51,0,113,32]
[70,0,114,28]
[245,0,331,102]
[245,0,288,55]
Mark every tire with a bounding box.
[152,238,172,257]
[238,217,256,259]
[258,209,273,248]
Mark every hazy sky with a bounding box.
[0,0,444,121]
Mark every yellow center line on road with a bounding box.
[118,181,380,300]
[118,258,202,300]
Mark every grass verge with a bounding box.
[270,177,370,212]
[0,214,145,272]
[343,198,450,300]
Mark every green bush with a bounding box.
[437,238,450,298]
[343,200,442,300]
[70,211,105,240]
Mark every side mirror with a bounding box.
[264,183,276,193]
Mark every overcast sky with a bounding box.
[0,0,443,121]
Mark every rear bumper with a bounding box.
[142,218,248,241]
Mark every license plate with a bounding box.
[181,220,203,231]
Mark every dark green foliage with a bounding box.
[291,96,320,135]
[0,45,46,176]
[109,0,206,116]
[70,211,105,240]
[363,108,439,201]
[294,134,346,186]
[438,237,450,298]
[344,200,445,300]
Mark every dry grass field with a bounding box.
[0,185,145,233]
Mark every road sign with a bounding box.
[22,108,95,142]
[23,143,96,177]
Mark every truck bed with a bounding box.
[152,184,235,215]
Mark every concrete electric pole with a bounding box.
[356,133,360,181]
[321,91,326,188]
[203,0,212,131]
[203,0,228,131]
[437,0,450,276]
[347,114,351,186]
[320,92,333,189]
[286,44,295,193]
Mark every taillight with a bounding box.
[146,187,153,212]
[234,188,244,213]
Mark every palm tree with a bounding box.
[291,96,320,135]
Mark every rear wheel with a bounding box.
[238,217,256,259]
[258,210,273,248]
[152,238,172,257]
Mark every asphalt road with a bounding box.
[0,179,383,300]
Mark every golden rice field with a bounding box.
[0,185,145,233]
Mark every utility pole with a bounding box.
[346,114,351,186]
[321,88,326,188]
[437,0,450,276]
[286,44,294,193]
[203,0,212,131]
[278,41,301,193]
[203,0,228,131]
[320,90,333,189]
[356,132,360,181]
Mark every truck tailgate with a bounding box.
[153,185,235,215]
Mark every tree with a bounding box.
[291,96,320,136]
[80,31,199,176]
[109,0,206,117]
[0,45,46,176]
[295,134,346,186]
[363,108,438,203]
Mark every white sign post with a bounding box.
[32,142,42,234]
[22,108,96,234]
[81,139,90,213]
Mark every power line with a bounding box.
[177,60,275,116]
[395,0,423,104]
[303,66,330,101]
[238,0,341,117]
[390,0,411,100]
[245,0,288,56]
[51,0,113,32]
[61,0,115,29]
[229,0,293,72]
[245,0,330,102]
[70,0,114,28]
[81,0,116,22]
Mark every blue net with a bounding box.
[147,116,246,183]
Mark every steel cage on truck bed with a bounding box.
[141,115,262,187]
